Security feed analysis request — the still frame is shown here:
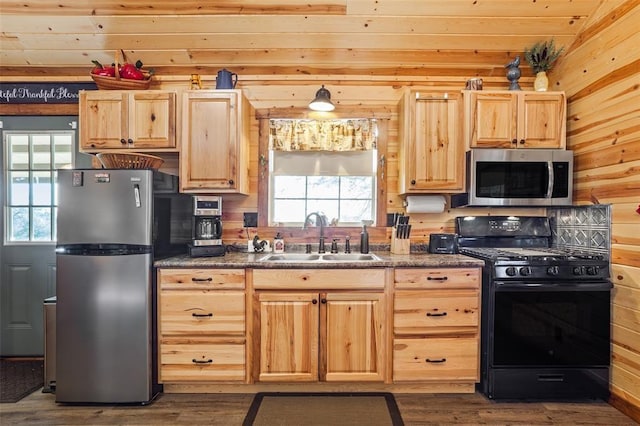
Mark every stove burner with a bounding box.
[459,247,605,262]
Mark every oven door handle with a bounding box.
[494,281,612,291]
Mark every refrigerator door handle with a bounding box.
[133,184,141,208]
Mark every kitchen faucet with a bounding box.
[303,212,328,253]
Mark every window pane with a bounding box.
[33,207,52,240]
[340,199,373,223]
[273,176,306,198]
[33,171,53,205]
[53,207,58,241]
[9,207,30,241]
[272,200,306,223]
[341,176,373,199]
[307,200,339,222]
[54,171,60,205]
[53,134,74,169]
[8,134,29,170]
[32,134,52,170]
[308,176,339,198]
[10,171,30,205]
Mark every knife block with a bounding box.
[391,229,410,255]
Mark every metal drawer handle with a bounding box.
[425,358,447,363]
[192,313,213,318]
[426,312,447,317]
[192,277,213,282]
[192,359,213,364]
[427,276,448,281]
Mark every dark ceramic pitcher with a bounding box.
[215,69,238,89]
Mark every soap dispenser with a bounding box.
[273,232,285,253]
[360,224,369,254]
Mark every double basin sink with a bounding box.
[259,253,381,263]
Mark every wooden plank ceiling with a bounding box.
[0,0,603,78]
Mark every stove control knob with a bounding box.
[586,266,600,275]
[546,266,560,276]
[573,266,585,276]
[519,266,532,276]
[505,267,518,277]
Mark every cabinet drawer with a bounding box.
[253,269,385,290]
[160,291,245,335]
[160,342,245,382]
[394,268,480,289]
[159,268,245,290]
[393,337,479,382]
[394,290,478,334]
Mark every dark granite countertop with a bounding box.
[155,251,484,269]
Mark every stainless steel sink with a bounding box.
[258,253,381,263]
[259,253,321,262]
[320,254,380,262]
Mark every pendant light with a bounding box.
[308,85,335,112]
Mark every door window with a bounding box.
[4,130,74,242]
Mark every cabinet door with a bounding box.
[80,91,128,150]
[467,92,517,148]
[323,292,385,382]
[518,93,566,148]
[181,91,246,193]
[257,292,319,382]
[400,92,464,193]
[129,91,176,149]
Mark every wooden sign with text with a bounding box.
[0,82,97,104]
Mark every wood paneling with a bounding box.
[557,0,640,416]
[0,0,600,76]
[0,0,637,419]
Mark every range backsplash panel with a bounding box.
[547,205,611,258]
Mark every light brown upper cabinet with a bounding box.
[180,90,250,194]
[463,90,566,149]
[79,90,177,152]
[398,91,464,194]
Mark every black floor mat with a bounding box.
[0,359,44,403]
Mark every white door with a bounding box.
[0,116,90,355]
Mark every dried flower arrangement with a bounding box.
[524,39,565,74]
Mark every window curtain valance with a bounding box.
[269,119,377,152]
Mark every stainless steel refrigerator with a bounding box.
[55,169,190,404]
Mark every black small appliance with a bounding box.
[189,196,225,257]
[428,233,458,254]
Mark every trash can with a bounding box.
[43,296,56,393]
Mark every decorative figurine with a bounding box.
[505,56,522,90]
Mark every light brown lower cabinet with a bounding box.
[393,268,481,382]
[253,269,386,383]
[157,268,247,383]
[156,266,481,390]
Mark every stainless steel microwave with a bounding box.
[451,149,573,207]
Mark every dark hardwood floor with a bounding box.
[0,389,636,425]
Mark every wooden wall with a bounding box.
[1,0,637,419]
[552,0,640,419]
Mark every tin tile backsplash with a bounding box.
[547,205,611,258]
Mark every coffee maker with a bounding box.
[188,196,225,257]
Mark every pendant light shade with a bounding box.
[308,85,335,112]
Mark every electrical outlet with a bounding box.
[243,212,258,228]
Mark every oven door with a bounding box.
[491,281,611,368]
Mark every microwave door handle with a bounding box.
[546,161,554,198]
